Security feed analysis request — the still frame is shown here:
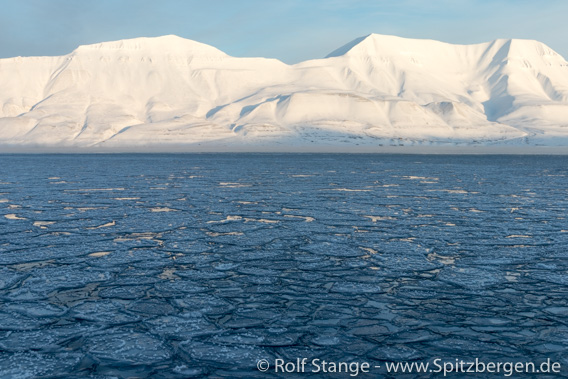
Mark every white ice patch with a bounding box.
[149,207,179,212]
[4,214,26,220]
[87,221,116,229]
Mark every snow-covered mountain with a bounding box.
[1,34,568,151]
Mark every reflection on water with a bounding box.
[0,154,567,377]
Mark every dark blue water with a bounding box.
[0,154,567,378]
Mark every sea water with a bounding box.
[0,154,567,377]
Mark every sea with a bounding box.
[0,154,567,378]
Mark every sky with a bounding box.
[1,0,568,64]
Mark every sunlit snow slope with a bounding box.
[1,34,568,151]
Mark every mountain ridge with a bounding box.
[1,34,568,152]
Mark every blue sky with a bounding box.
[1,0,567,63]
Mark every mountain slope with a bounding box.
[1,34,568,151]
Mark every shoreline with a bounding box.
[1,144,567,155]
